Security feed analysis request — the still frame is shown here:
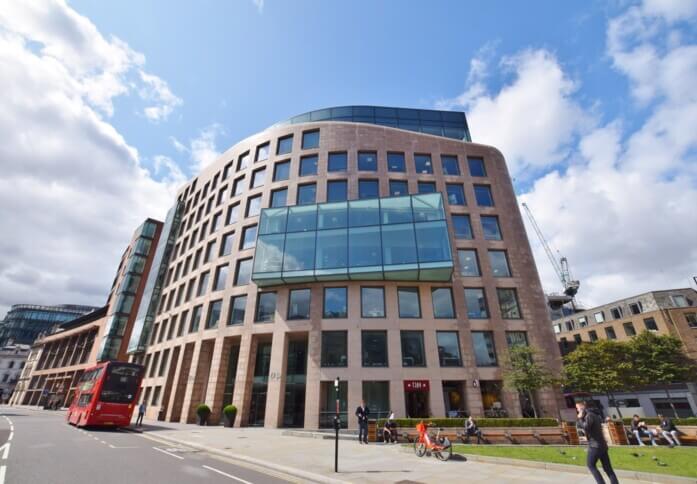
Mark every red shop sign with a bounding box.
[404,380,430,392]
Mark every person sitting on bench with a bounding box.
[382,412,397,443]
[465,416,483,444]
[630,415,657,446]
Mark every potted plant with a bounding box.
[196,404,211,426]
[223,404,237,427]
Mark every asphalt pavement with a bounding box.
[0,406,295,484]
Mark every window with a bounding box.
[644,317,658,331]
[206,300,222,329]
[189,305,202,332]
[228,295,247,325]
[226,203,239,225]
[277,135,293,155]
[358,151,378,171]
[358,180,379,199]
[288,289,311,320]
[233,176,245,196]
[151,386,162,405]
[218,234,233,258]
[578,316,588,327]
[197,271,210,297]
[302,130,319,149]
[685,313,697,328]
[623,322,636,336]
[468,157,486,177]
[605,326,617,340]
[441,155,460,175]
[297,183,316,205]
[446,184,466,205]
[497,288,521,319]
[255,292,277,322]
[213,264,228,291]
[273,160,290,181]
[432,287,455,318]
[488,251,511,277]
[323,287,347,318]
[481,216,502,240]
[398,287,421,318]
[472,331,497,366]
[299,155,318,176]
[672,295,689,307]
[362,331,388,367]
[327,180,348,202]
[474,185,494,207]
[611,307,623,319]
[629,302,643,314]
[437,331,462,366]
[234,258,253,285]
[240,225,257,249]
[401,331,426,367]
[222,162,232,180]
[217,187,228,206]
[505,331,528,347]
[237,152,250,171]
[387,152,405,172]
[328,152,347,172]
[452,214,473,239]
[251,167,266,188]
[594,311,605,323]
[246,195,262,217]
[464,288,489,319]
[565,320,574,331]
[185,279,195,302]
[321,331,347,367]
[271,188,287,207]
[418,182,436,193]
[361,287,385,318]
[389,180,408,196]
[255,142,269,162]
[458,249,480,276]
[414,154,433,174]
[588,330,598,342]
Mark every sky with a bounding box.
[0,0,695,317]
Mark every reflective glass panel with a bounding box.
[358,151,378,171]
[348,227,382,267]
[259,207,287,235]
[381,223,417,265]
[414,154,433,174]
[241,225,257,249]
[446,184,466,205]
[358,180,379,199]
[274,161,290,181]
[437,331,462,366]
[452,215,473,239]
[464,288,489,319]
[362,331,388,367]
[418,182,436,194]
[398,287,421,318]
[327,180,348,202]
[253,234,285,273]
[432,287,455,318]
[468,157,486,177]
[235,259,253,285]
[380,196,413,224]
[412,193,445,222]
[255,292,276,322]
[316,229,348,269]
[387,152,405,172]
[472,331,497,366]
[414,221,450,262]
[361,287,385,317]
[348,199,379,227]
[206,300,222,329]
[246,195,261,217]
[302,130,320,149]
[288,289,311,320]
[286,205,317,232]
[328,152,347,172]
[228,295,247,325]
[317,202,347,229]
[297,184,316,205]
[321,331,347,367]
[401,331,426,367]
[481,216,502,240]
[489,251,511,277]
[497,288,521,318]
[271,188,287,208]
[300,155,318,176]
[458,249,480,276]
[277,135,293,155]
[323,287,347,318]
[474,185,494,206]
[283,232,316,271]
[389,180,408,196]
[252,168,266,188]
[441,155,460,175]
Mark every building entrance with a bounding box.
[404,380,430,418]
[281,339,307,427]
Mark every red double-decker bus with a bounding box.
[67,361,144,428]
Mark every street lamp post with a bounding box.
[334,376,340,473]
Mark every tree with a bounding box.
[628,331,697,418]
[562,339,638,419]
[502,344,558,418]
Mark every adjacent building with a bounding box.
[127,105,564,428]
[0,304,98,347]
[554,287,697,417]
[0,344,30,402]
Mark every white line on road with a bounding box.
[152,446,184,460]
[0,443,9,460]
[0,464,5,484]
[202,465,253,484]
[6,434,11,443]
[100,441,107,445]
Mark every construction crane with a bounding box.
[521,203,580,298]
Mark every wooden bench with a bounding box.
[396,426,566,445]
[624,425,697,446]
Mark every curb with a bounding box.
[139,431,347,484]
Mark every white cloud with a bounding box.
[252,0,264,14]
[0,1,184,317]
[139,70,183,122]
[170,124,225,172]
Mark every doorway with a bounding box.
[405,391,430,418]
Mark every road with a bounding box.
[0,406,294,484]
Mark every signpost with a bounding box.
[334,377,340,473]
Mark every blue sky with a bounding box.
[0,0,695,316]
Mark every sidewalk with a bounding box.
[130,418,664,484]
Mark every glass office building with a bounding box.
[130,106,563,427]
[0,304,98,347]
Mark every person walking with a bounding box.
[631,415,657,446]
[658,414,681,446]
[355,400,369,444]
[136,401,146,426]
[576,401,618,484]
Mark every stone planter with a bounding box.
[223,412,236,428]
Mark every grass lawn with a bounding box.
[452,444,697,478]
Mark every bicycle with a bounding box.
[413,421,452,461]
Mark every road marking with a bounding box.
[0,464,5,484]
[100,440,107,445]
[108,444,138,449]
[0,444,9,460]
[152,446,184,460]
[202,465,253,484]
[6,434,11,442]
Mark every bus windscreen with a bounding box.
[99,365,142,404]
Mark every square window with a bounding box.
[387,152,405,172]
[589,330,598,342]
[270,188,287,207]
[300,155,318,176]
[321,331,347,367]
[213,264,228,291]
[197,271,210,296]
[474,185,494,206]
[189,305,202,333]
[417,182,436,194]
[437,331,462,367]
[362,331,388,367]
[472,331,497,366]
[237,152,250,171]
[644,317,658,331]
[452,214,473,239]
[228,295,247,325]
[458,249,480,276]
[222,162,233,180]
[464,288,489,319]
[489,251,511,277]
[255,292,277,322]
[211,212,222,233]
[328,152,348,172]
[246,194,262,217]
[327,180,348,202]
[401,330,426,367]
[432,287,455,318]
[389,180,408,196]
[398,287,421,318]
[594,311,605,323]
[323,287,348,318]
[358,179,379,199]
[206,300,222,329]
[302,130,320,149]
[446,184,466,205]
[468,157,486,177]
[297,183,316,205]
[361,287,385,318]
[441,155,460,175]
[277,135,293,155]
[505,331,528,347]
[685,313,697,328]
[273,160,290,181]
[288,289,311,320]
[497,288,522,319]
[358,151,378,171]
[251,167,266,188]
[255,142,269,162]
[240,225,257,249]
[605,326,617,339]
[481,216,502,240]
[233,176,245,197]
[220,232,234,256]
[226,203,239,225]
[414,154,433,174]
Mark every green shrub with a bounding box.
[621,417,697,426]
[376,417,559,428]
[223,404,237,417]
[196,404,211,417]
